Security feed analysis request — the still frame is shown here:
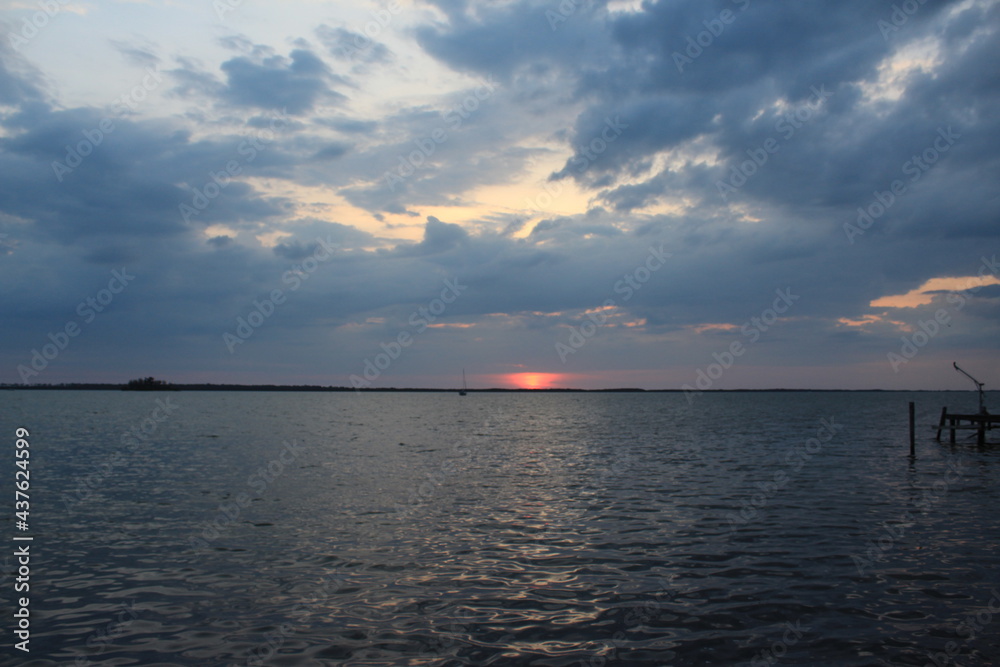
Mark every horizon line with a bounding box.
[0,383,992,393]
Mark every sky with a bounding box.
[0,0,998,390]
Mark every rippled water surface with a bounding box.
[3,390,1000,666]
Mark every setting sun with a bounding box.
[505,373,565,389]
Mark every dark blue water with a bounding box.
[2,390,999,666]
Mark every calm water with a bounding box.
[2,390,999,666]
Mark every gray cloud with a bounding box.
[0,1,997,387]
[316,24,393,66]
[219,48,346,114]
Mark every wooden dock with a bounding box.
[935,408,1000,445]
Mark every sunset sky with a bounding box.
[1,0,998,389]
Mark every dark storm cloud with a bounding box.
[415,0,991,228]
[0,61,300,249]
[0,108,185,242]
[415,0,610,82]
[310,142,351,161]
[549,97,716,184]
[597,170,680,213]
[219,48,346,114]
[273,238,334,260]
[606,1,905,96]
[396,216,469,257]
[1,1,997,387]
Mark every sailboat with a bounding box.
[459,368,468,396]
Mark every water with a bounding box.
[2,390,999,666]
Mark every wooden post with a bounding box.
[978,418,986,446]
[949,416,956,444]
[936,407,947,442]
[909,402,916,456]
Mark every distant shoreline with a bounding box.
[0,384,987,393]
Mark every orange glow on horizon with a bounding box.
[504,372,565,389]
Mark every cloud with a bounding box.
[406,215,469,256]
[0,1,997,388]
[310,142,351,161]
[316,24,393,66]
[219,48,346,114]
[415,0,611,82]
[110,40,161,69]
[0,42,46,106]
